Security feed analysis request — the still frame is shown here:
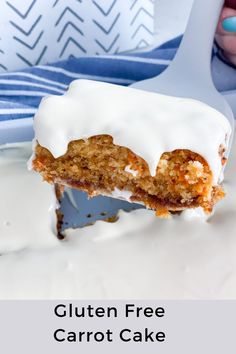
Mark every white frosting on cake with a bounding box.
[34,79,231,183]
[110,188,133,202]
[0,138,236,299]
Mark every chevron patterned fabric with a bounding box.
[0,35,235,122]
[0,0,154,72]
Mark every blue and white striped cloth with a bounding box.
[0,36,236,122]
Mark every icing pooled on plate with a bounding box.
[0,142,58,253]
[34,79,231,182]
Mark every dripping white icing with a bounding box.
[34,79,231,183]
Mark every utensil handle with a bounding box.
[170,0,224,82]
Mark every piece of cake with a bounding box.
[31,79,231,217]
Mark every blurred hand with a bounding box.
[216,0,236,65]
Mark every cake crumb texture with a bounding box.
[33,135,225,216]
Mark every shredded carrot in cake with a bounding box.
[33,134,225,216]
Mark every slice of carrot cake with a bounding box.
[31,79,231,217]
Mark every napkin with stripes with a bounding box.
[0,36,236,122]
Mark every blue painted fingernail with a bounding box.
[222,17,236,32]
